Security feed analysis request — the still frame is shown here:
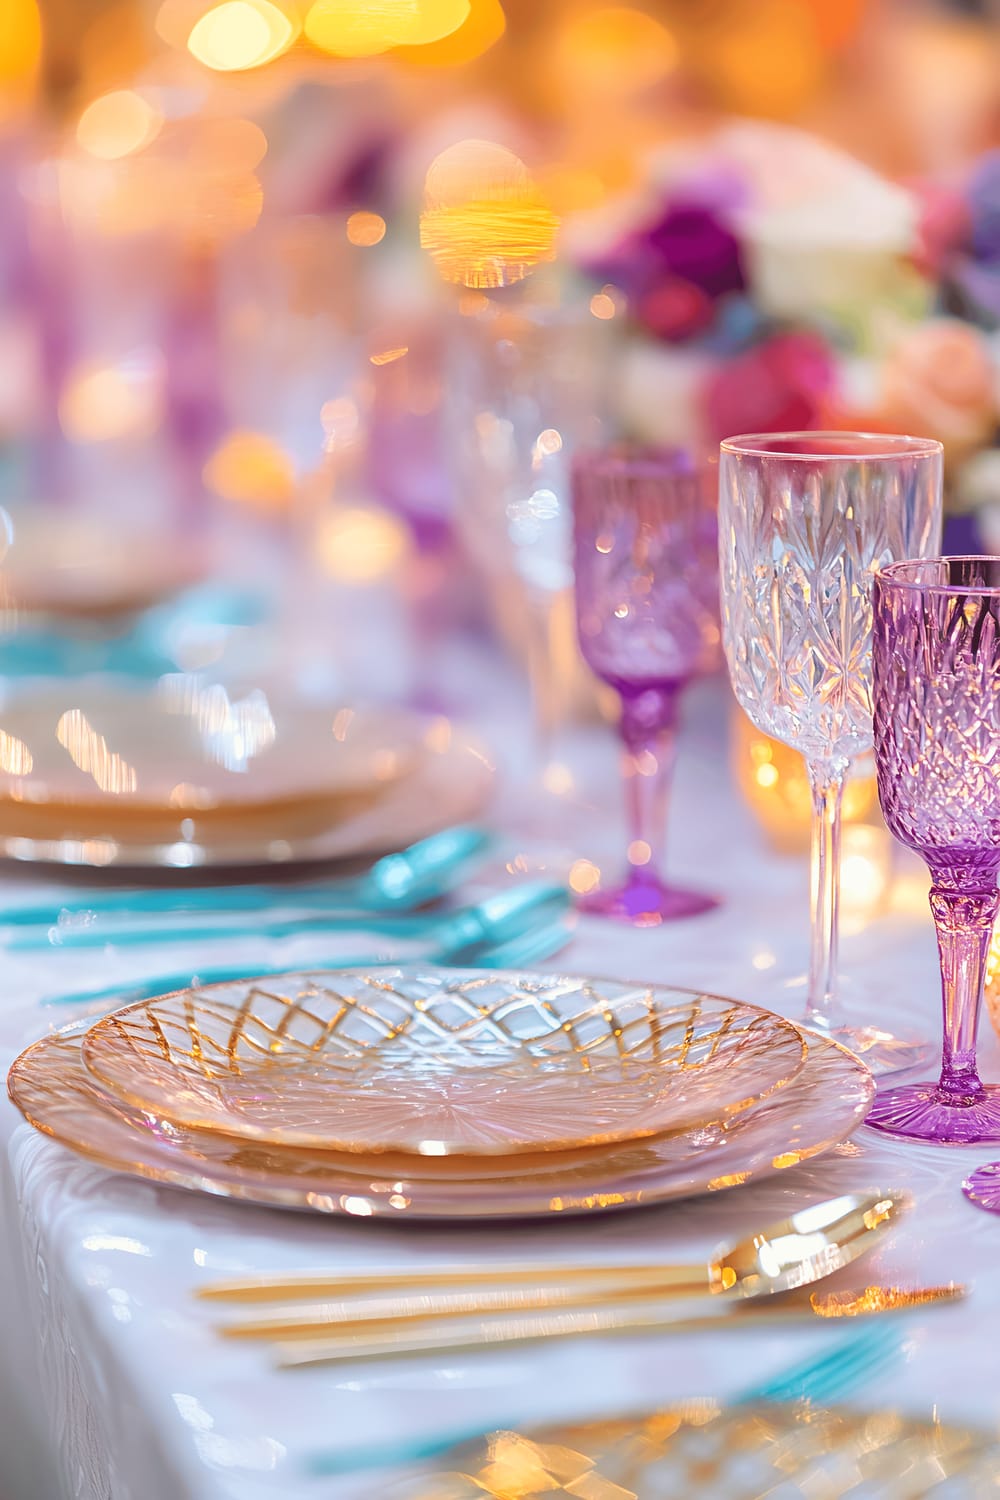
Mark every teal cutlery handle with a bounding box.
[3,827,490,929]
[17,877,567,955]
[14,911,435,952]
[39,883,572,1007]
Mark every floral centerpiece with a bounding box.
[566,120,1000,535]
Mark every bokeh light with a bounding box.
[203,431,296,509]
[59,353,165,444]
[0,0,41,115]
[391,0,503,65]
[346,210,386,246]
[420,140,559,288]
[77,91,163,161]
[187,0,296,71]
[304,0,468,58]
[554,7,678,97]
[316,507,408,582]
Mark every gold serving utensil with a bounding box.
[268,1282,965,1369]
[200,1188,906,1314]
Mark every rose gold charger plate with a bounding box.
[7,967,874,1221]
[0,684,492,868]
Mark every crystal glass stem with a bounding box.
[929,883,999,1101]
[806,759,848,1029]
[619,684,679,894]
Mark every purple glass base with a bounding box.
[865,1081,1000,1144]
[578,877,718,927]
[962,1161,1000,1212]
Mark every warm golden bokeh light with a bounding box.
[187,0,295,71]
[345,210,386,246]
[77,91,163,161]
[0,732,33,777]
[316,507,408,583]
[555,6,679,96]
[689,0,825,119]
[59,357,164,443]
[369,346,408,365]
[56,711,138,796]
[569,858,600,895]
[421,140,559,289]
[392,0,503,65]
[304,0,469,58]
[203,431,296,509]
[0,0,41,113]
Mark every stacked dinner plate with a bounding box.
[0,680,492,867]
[7,967,874,1220]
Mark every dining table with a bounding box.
[0,661,997,1500]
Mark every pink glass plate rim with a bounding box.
[719,431,944,462]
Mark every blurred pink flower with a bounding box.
[911,182,971,278]
[880,319,997,464]
[700,331,837,446]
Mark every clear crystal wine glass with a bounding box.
[868,557,1000,1143]
[719,432,942,1071]
[572,446,720,924]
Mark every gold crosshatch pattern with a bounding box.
[394,1404,1000,1499]
[79,970,808,1155]
[8,1014,872,1219]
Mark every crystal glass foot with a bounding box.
[867,557,1000,1139]
[802,1015,933,1076]
[962,1161,1000,1211]
[579,872,718,927]
[572,447,721,926]
[719,433,943,1073]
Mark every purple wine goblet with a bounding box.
[572,447,720,925]
[868,556,1000,1143]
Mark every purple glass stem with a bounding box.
[618,683,680,893]
[930,884,999,1103]
[571,445,719,923]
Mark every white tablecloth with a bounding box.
[2,677,999,1500]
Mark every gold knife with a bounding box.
[268,1283,965,1369]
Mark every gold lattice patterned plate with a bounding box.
[78,968,808,1156]
[388,1404,1000,1499]
[7,1011,871,1219]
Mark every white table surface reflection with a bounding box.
[0,673,998,1500]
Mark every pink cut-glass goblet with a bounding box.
[572,447,720,925]
[868,557,1000,1144]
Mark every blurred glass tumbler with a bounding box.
[719,432,942,1071]
[868,558,1000,1143]
[449,298,610,748]
[572,447,720,924]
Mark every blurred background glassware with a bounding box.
[447,291,613,761]
[867,556,1000,1143]
[719,431,942,1070]
[571,446,719,924]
